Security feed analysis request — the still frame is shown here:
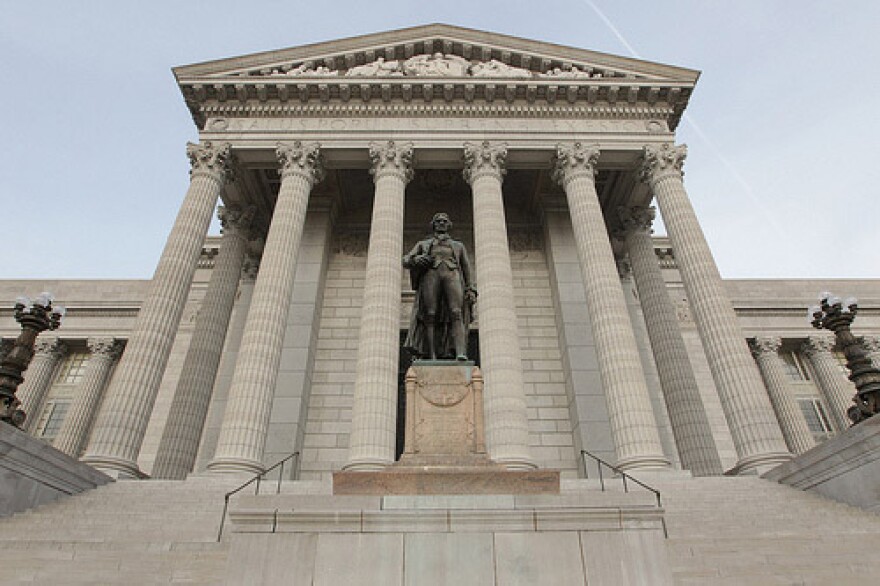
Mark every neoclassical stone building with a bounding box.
[0,25,880,585]
[2,25,879,583]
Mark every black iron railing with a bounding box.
[217,451,300,542]
[580,449,667,538]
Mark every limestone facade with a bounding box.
[2,25,878,482]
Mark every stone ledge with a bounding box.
[763,416,880,512]
[332,467,560,495]
[228,503,666,534]
[0,424,112,517]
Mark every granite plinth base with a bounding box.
[332,466,560,495]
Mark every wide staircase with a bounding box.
[0,473,878,584]
[651,474,880,585]
[0,476,241,585]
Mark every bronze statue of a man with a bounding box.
[403,213,477,360]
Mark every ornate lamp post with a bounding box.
[0,292,64,427]
[808,292,880,425]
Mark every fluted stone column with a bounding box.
[802,335,852,432]
[19,337,66,432]
[54,338,121,457]
[751,337,815,455]
[463,141,534,469]
[346,142,413,471]
[619,206,722,475]
[83,141,232,477]
[553,144,668,471]
[208,141,324,474]
[641,143,790,473]
[153,206,254,479]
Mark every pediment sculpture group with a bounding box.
[266,53,601,79]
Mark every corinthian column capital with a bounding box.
[462,141,507,184]
[802,335,835,356]
[34,337,66,359]
[618,205,656,236]
[369,141,414,183]
[552,142,600,187]
[641,143,687,184]
[87,337,121,360]
[276,141,325,185]
[218,205,256,236]
[186,141,233,181]
[751,336,782,356]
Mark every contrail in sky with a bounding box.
[581,0,788,236]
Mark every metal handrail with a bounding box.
[216,451,300,542]
[580,449,667,538]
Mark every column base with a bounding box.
[80,455,148,479]
[616,455,671,473]
[492,456,538,471]
[206,457,265,475]
[726,451,792,476]
[342,457,393,472]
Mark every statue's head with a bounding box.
[431,212,452,232]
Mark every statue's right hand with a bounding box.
[414,254,433,268]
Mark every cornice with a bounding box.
[174,25,697,131]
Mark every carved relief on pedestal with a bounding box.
[398,364,489,466]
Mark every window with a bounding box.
[780,350,811,381]
[54,351,89,385]
[798,398,833,440]
[35,400,71,441]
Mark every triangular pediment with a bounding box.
[174,24,698,130]
[174,23,698,83]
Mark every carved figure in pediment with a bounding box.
[403,53,470,77]
[469,59,533,79]
[285,64,338,77]
[345,57,403,77]
[540,66,592,79]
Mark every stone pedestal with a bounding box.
[334,362,559,495]
[399,362,488,467]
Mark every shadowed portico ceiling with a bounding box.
[174,23,699,130]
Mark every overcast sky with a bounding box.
[2,1,878,281]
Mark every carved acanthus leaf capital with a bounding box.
[462,141,507,185]
[641,143,687,184]
[187,141,234,181]
[218,205,256,236]
[552,142,600,187]
[241,238,264,281]
[369,141,414,183]
[87,337,121,359]
[802,335,836,357]
[618,205,656,236]
[751,336,782,356]
[34,337,66,358]
[276,141,325,185]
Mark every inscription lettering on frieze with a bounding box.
[208,116,668,136]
